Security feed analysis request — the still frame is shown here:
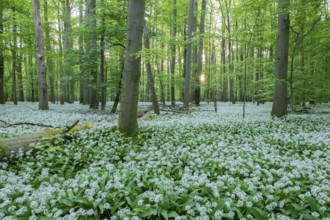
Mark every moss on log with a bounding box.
[0,122,93,160]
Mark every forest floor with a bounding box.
[0,102,330,219]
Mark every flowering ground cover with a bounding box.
[0,102,330,220]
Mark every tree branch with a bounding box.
[0,120,55,128]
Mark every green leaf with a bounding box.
[249,207,267,220]
[99,203,104,214]
[161,210,168,220]
[111,201,125,215]
[168,211,179,218]
[306,197,318,212]
[60,198,75,206]
[141,209,157,217]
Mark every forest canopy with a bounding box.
[0,0,329,108]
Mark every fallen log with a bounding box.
[0,120,92,160]
[0,119,55,128]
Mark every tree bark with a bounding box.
[118,0,145,137]
[183,0,195,108]
[170,0,177,106]
[100,0,106,110]
[89,0,99,109]
[195,0,206,106]
[17,49,24,101]
[32,0,49,110]
[63,0,74,104]
[44,0,55,103]
[0,11,5,104]
[12,8,18,105]
[144,20,160,115]
[271,0,290,117]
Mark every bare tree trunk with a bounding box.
[118,0,145,137]
[0,11,4,104]
[56,4,65,105]
[183,0,195,108]
[271,0,289,117]
[170,0,177,106]
[157,42,166,106]
[12,8,18,105]
[144,20,160,115]
[89,0,99,109]
[32,0,49,110]
[195,0,206,106]
[28,55,35,102]
[63,0,74,103]
[78,0,84,104]
[17,46,24,101]
[191,0,198,102]
[44,0,55,103]
[100,0,106,110]
[111,53,124,114]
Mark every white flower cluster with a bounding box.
[0,102,329,219]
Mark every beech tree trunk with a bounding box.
[44,0,55,103]
[89,0,99,109]
[32,0,49,110]
[184,0,195,108]
[12,8,18,105]
[271,0,289,117]
[144,20,160,115]
[195,0,206,106]
[0,11,5,104]
[63,0,74,104]
[100,0,106,110]
[118,0,145,137]
[17,49,24,101]
[170,0,177,106]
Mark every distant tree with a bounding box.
[32,0,49,110]
[0,11,4,104]
[170,0,177,106]
[118,0,145,137]
[195,0,206,106]
[183,0,195,108]
[44,0,55,103]
[62,0,74,103]
[100,0,106,110]
[89,0,99,109]
[143,19,160,115]
[272,0,290,117]
[11,8,17,105]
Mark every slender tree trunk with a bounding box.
[12,8,18,105]
[17,46,24,101]
[157,42,166,106]
[89,0,99,109]
[63,0,74,103]
[184,0,195,108]
[78,0,85,104]
[221,38,226,101]
[56,4,65,105]
[32,0,49,110]
[100,0,106,110]
[144,20,160,115]
[271,0,289,117]
[119,0,145,137]
[110,72,122,114]
[0,11,4,104]
[28,56,35,102]
[44,0,55,103]
[191,0,198,102]
[195,0,206,106]
[170,0,177,106]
